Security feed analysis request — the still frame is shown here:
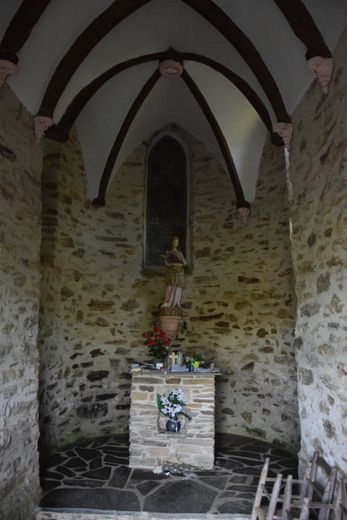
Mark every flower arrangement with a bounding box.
[157,388,191,421]
[142,326,172,361]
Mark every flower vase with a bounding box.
[166,419,181,432]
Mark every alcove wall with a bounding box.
[289,25,347,473]
[39,124,299,453]
[0,84,42,519]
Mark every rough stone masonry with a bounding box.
[129,371,216,469]
[39,124,298,455]
[0,84,42,519]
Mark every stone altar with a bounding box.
[129,370,218,470]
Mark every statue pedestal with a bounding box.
[159,307,183,339]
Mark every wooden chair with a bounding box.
[251,452,341,520]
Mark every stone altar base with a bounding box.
[129,371,216,470]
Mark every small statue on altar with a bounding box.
[161,236,186,308]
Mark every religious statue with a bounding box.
[161,236,187,308]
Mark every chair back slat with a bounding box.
[251,457,270,520]
[341,478,347,520]
[266,473,283,520]
[317,467,337,520]
[298,497,310,520]
[281,474,293,520]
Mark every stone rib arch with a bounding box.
[181,53,276,137]
[0,0,332,68]
[0,0,51,53]
[37,0,288,121]
[180,0,290,122]
[0,0,333,125]
[47,53,165,141]
[273,0,332,59]
[38,0,151,116]
[47,51,276,143]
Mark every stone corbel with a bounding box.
[159,59,184,77]
[307,56,334,94]
[273,122,293,148]
[0,59,18,87]
[34,116,54,144]
[237,201,251,222]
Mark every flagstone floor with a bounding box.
[40,434,297,515]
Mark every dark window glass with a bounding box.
[145,136,187,267]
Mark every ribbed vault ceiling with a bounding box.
[1,0,346,205]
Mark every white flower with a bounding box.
[158,388,188,419]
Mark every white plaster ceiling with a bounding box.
[1,0,346,204]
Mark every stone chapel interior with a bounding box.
[0,1,346,518]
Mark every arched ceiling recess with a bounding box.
[1,0,346,207]
[93,65,246,207]
[181,70,244,202]
[95,69,161,207]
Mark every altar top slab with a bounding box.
[130,369,222,377]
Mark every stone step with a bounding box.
[37,510,250,520]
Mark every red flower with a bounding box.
[141,327,170,361]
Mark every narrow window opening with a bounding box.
[145,136,188,269]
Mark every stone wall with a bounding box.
[289,27,347,473]
[0,85,42,519]
[39,124,298,452]
[39,132,151,450]
[183,133,298,448]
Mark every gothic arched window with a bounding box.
[145,135,188,269]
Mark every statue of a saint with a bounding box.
[161,236,186,308]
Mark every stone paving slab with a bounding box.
[40,434,297,516]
